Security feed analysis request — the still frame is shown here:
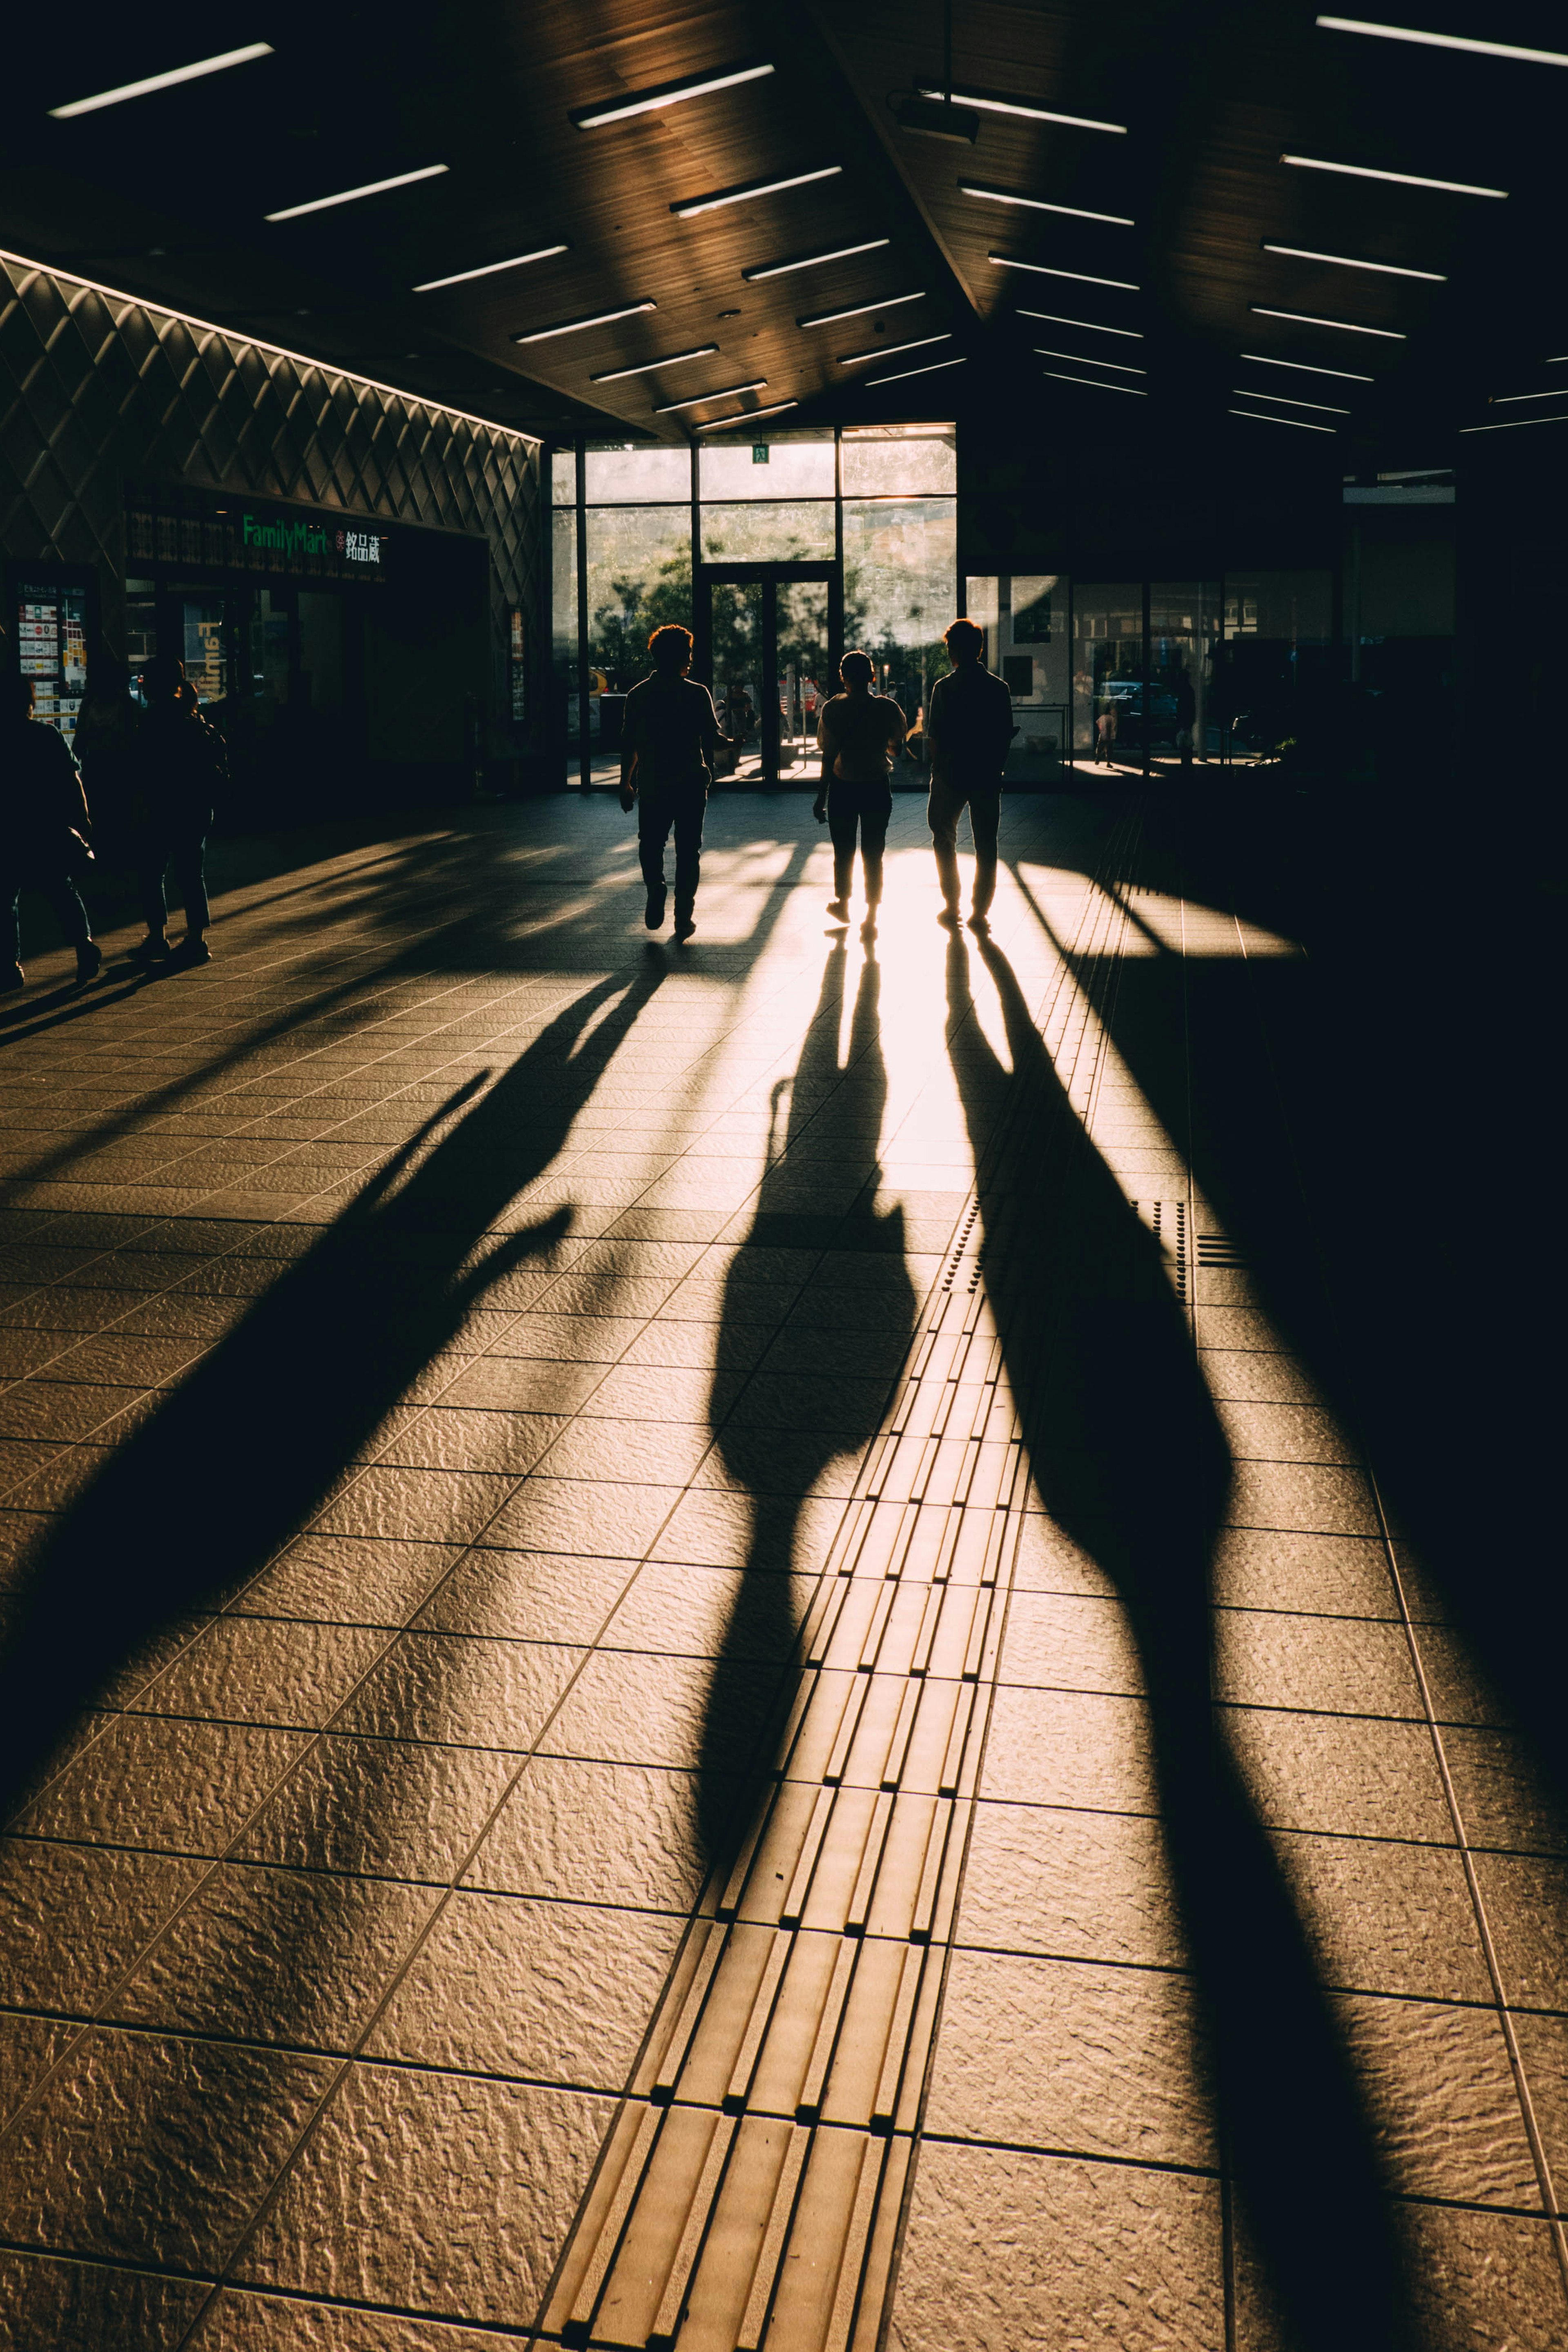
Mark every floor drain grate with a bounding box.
[1197,1234,1247,1269]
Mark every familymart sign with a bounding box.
[238,507,387,575]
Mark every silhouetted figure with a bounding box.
[134,656,225,966]
[925,616,1016,931]
[0,674,100,991]
[72,652,141,870]
[1094,699,1118,763]
[620,623,724,944]
[813,648,905,936]
[1174,662,1197,771]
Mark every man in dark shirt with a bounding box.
[0,675,101,989]
[619,624,724,943]
[925,617,1017,931]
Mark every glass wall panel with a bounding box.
[841,425,957,497]
[1219,570,1333,761]
[700,431,835,501]
[712,581,764,782]
[842,496,957,742]
[777,580,832,778]
[700,501,835,561]
[552,450,577,505]
[552,506,580,748]
[585,506,692,695]
[964,573,1071,780]
[585,444,694,503]
[1072,583,1142,759]
[1149,582,1218,760]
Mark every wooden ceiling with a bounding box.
[3,1,1564,461]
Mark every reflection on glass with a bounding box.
[700,431,835,501]
[182,595,228,704]
[712,581,763,781]
[842,496,957,752]
[552,506,581,751]
[1148,583,1218,760]
[584,444,694,503]
[1072,582,1142,758]
[552,450,576,506]
[840,425,957,497]
[777,580,831,777]
[586,507,692,693]
[700,501,835,562]
[964,574,1072,780]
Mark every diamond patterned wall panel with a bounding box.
[0,256,544,752]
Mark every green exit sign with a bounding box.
[752,443,769,464]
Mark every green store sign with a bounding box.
[242,512,333,557]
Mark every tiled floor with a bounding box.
[0,791,1562,2350]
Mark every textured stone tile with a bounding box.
[370,1408,568,1477]
[619,1319,772,1372]
[196,2288,508,2347]
[234,2064,612,2326]
[540,1648,786,1774]
[485,1312,645,1361]
[1209,1529,1398,1619]
[1336,1992,1538,2206]
[18,1715,306,1854]
[133,1617,391,1728]
[1444,1730,1568,1858]
[314,1466,516,1546]
[465,1755,737,1911]
[107,1864,439,2051]
[332,1631,583,1749]
[418,1548,633,1643]
[0,2251,208,2351]
[1472,1853,1568,2008]
[1221,1708,1453,1844]
[998,1591,1145,1695]
[1009,1513,1118,1598]
[1198,1350,1322,1404]
[0,2027,335,2268]
[239,1536,462,1628]
[599,1560,811,1662]
[1399,2204,1568,2352]
[236,1735,516,1880]
[1226,1462,1381,1539]
[541,1415,715,1485]
[1216,1401,1359,1464]
[980,1686,1158,1813]
[926,1949,1214,2166]
[486,1475,680,1559]
[1214,1611,1423,1719]
[1270,1831,1491,2002]
[366,1891,681,2085]
[956,1803,1185,1968]
[649,1487,844,1570]
[888,2142,1223,2352]
[437,1354,607,1414]
[0,1839,204,2013]
[0,2008,78,2127]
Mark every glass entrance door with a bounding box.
[696,562,842,784]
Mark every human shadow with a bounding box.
[695,938,917,1867]
[945,931,1416,2352]
[0,960,668,1820]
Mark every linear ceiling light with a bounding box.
[50,43,274,115]
[1250,305,1404,337]
[991,254,1139,290]
[866,356,967,384]
[1491,388,1568,403]
[797,290,924,328]
[1240,350,1373,381]
[672,165,841,218]
[414,245,568,292]
[915,83,1125,132]
[1233,387,1350,412]
[693,401,799,429]
[1460,413,1568,432]
[1314,17,1568,67]
[1036,347,1145,373]
[514,300,656,343]
[1230,407,1335,433]
[742,238,890,281]
[267,165,448,222]
[1018,309,1143,339]
[654,379,766,412]
[591,345,720,382]
[837,332,951,366]
[1263,241,1446,280]
[572,61,775,129]
[1281,153,1506,196]
[1044,369,1146,395]
[960,183,1134,226]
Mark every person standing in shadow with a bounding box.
[73,651,141,876]
[132,657,226,966]
[0,675,101,991]
[695,939,916,1867]
[813,649,906,938]
[619,624,726,944]
[925,617,1017,934]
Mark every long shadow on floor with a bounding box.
[946,930,1416,2352]
[697,937,916,1866]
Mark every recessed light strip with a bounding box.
[514,300,656,343]
[1263,241,1446,281]
[915,83,1125,133]
[1044,369,1146,395]
[414,245,568,292]
[1492,388,1568,404]
[1250,305,1404,338]
[1314,17,1568,68]
[742,238,890,281]
[866,356,967,385]
[1019,309,1143,339]
[1239,350,1374,381]
[960,183,1134,226]
[672,165,841,218]
[992,254,1139,290]
[49,43,274,116]
[592,346,719,382]
[837,332,951,366]
[1036,347,1145,374]
[1230,407,1335,433]
[797,290,924,328]
[693,401,799,430]
[1233,387,1349,413]
[1460,413,1568,432]
[1281,153,1506,197]
[654,379,766,413]
[267,165,448,222]
[572,61,774,129]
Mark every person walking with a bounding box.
[73,653,141,873]
[132,657,225,965]
[0,675,102,991]
[925,617,1016,931]
[619,624,725,943]
[813,649,905,935]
